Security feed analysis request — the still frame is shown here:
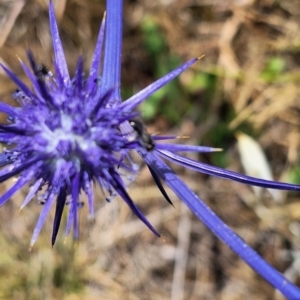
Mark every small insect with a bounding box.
[129,119,155,151]
[0,151,16,167]
[130,119,173,206]
[34,63,52,80]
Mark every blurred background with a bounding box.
[0,0,300,299]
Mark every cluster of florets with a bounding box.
[0,48,147,245]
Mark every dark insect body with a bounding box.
[129,119,155,151]
[34,63,51,80]
[129,119,174,206]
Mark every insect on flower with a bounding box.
[33,63,52,80]
[129,119,155,151]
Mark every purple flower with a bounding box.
[0,0,300,298]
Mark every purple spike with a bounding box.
[0,133,17,142]
[101,0,123,102]
[0,156,44,183]
[0,63,39,102]
[153,135,181,141]
[158,150,300,190]
[0,102,20,117]
[87,12,106,92]
[52,187,67,246]
[155,143,222,153]
[144,152,300,299]
[108,169,160,237]
[0,169,35,206]
[74,56,84,97]
[30,192,56,248]
[53,60,65,90]
[0,152,14,167]
[71,173,80,240]
[120,58,199,111]
[147,163,174,207]
[0,124,27,135]
[49,0,70,85]
[20,60,45,103]
[26,50,55,107]
[65,201,74,238]
[91,89,114,117]
[20,178,43,210]
[83,172,94,218]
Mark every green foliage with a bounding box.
[139,16,186,123]
[139,17,232,161]
[260,57,286,83]
[286,166,300,185]
[0,224,85,300]
[141,17,165,54]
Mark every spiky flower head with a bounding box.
[0,2,200,247]
[1,2,300,298]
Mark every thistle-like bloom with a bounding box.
[0,1,300,298]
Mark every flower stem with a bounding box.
[145,152,300,299]
[102,0,123,102]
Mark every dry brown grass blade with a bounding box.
[171,203,192,300]
[0,0,25,49]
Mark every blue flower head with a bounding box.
[0,1,300,298]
